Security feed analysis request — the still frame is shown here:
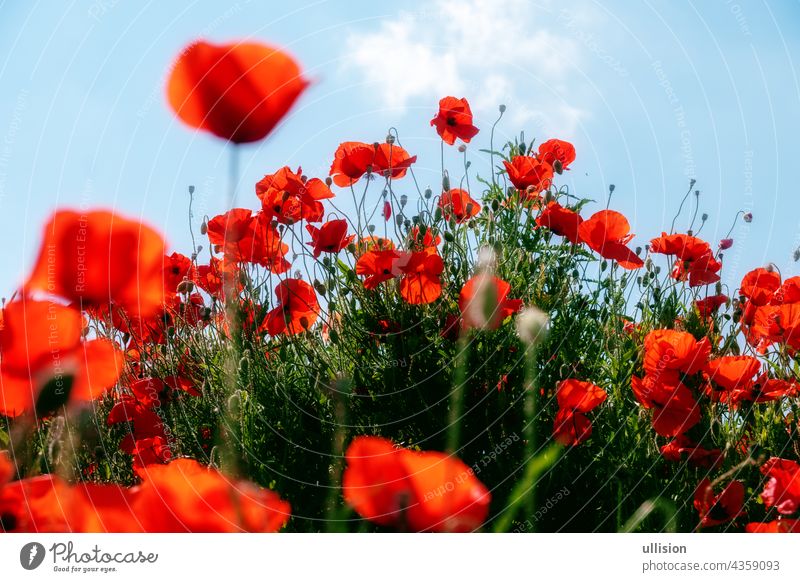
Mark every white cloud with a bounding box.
[344,0,587,137]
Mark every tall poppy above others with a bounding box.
[430,96,479,145]
[167,40,308,143]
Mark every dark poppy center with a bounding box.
[446,116,457,126]
[707,501,730,521]
[0,511,18,531]
[171,266,181,275]
[35,374,75,416]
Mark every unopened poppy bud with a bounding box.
[424,187,432,199]
[743,212,753,223]
[609,184,615,194]
[689,178,697,189]
[499,104,506,113]
[188,185,195,195]
[177,279,194,294]
[314,280,327,297]
[794,248,800,262]
[687,229,693,236]
[300,174,308,183]
[654,266,662,275]
[719,238,733,250]
[372,142,380,150]
[491,199,500,212]
[715,281,723,294]
[368,224,376,233]
[600,260,608,272]
[200,220,208,235]
[300,316,310,330]
[396,215,405,227]
[400,194,408,207]
[325,176,333,186]
[442,174,450,191]
[765,262,777,273]
[418,224,428,236]
[516,306,549,347]
[458,144,466,153]
[701,213,708,222]
[553,159,563,174]
[386,134,395,145]
[434,208,443,221]
[346,243,357,254]
[635,246,642,256]
[196,244,204,254]
[227,390,243,416]
[404,219,411,229]
[444,231,455,243]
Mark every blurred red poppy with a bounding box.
[578,210,643,270]
[745,519,800,533]
[556,379,607,412]
[25,209,167,318]
[167,40,308,143]
[458,275,522,330]
[261,278,320,336]
[342,436,491,532]
[133,459,291,532]
[430,96,479,145]
[306,219,354,258]
[660,436,722,468]
[0,300,123,417]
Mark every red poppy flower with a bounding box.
[439,189,480,223]
[695,294,728,317]
[305,219,354,258]
[133,459,291,532]
[206,209,288,271]
[372,142,417,181]
[694,478,745,527]
[167,40,308,144]
[759,458,800,515]
[745,519,800,533]
[752,376,798,403]
[356,236,395,255]
[163,252,193,299]
[650,232,723,287]
[25,209,167,318]
[193,256,239,299]
[408,226,442,251]
[643,329,711,376]
[329,141,376,187]
[256,166,333,224]
[458,275,522,330]
[342,436,491,532]
[355,249,403,289]
[631,374,701,437]
[538,139,576,172]
[397,250,444,305]
[556,379,607,412]
[0,300,123,417]
[553,408,593,446]
[703,356,761,404]
[503,155,553,194]
[0,474,75,532]
[578,210,643,269]
[430,96,479,145]
[774,276,800,304]
[740,268,781,306]
[536,201,583,244]
[660,435,722,468]
[261,278,319,336]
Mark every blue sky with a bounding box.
[1,0,800,296]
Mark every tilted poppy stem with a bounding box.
[446,335,470,454]
[228,143,240,208]
[522,344,539,524]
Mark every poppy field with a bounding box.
[1,39,800,534]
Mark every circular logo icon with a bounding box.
[20,542,46,570]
